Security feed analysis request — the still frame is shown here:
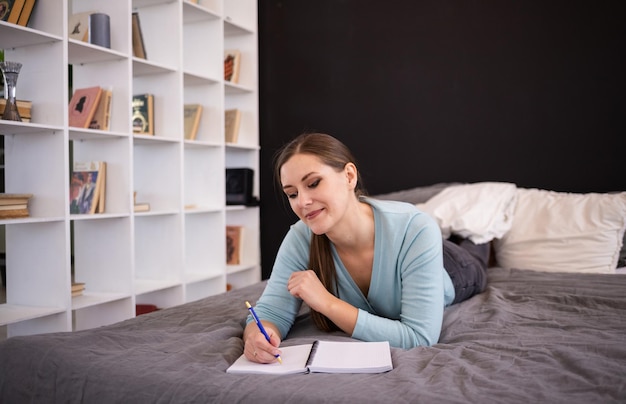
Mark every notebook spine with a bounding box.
[305,340,320,371]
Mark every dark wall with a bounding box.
[257,0,626,279]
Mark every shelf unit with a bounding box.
[0,0,260,338]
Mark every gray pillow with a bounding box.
[372,182,461,205]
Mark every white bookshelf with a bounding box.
[0,0,260,337]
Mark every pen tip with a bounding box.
[245,301,252,308]
[277,356,283,364]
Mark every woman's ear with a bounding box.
[344,162,358,189]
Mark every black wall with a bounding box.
[257,1,626,279]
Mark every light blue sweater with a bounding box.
[251,198,455,349]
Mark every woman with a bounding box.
[243,133,488,363]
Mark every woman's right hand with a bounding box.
[243,321,282,363]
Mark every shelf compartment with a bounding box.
[184,211,225,277]
[185,276,226,303]
[134,215,184,286]
[73,298,134,331]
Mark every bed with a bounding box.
[1,183,625,403]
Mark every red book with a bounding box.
[69,86,102,128]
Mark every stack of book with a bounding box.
[0,193,33,219]
[71,282,85,297]
[0,99,32,122]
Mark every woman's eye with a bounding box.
[308,179,320,188]
[286,192,297,199]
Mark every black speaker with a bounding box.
[226,168,254,205]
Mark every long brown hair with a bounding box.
[273,133,366,331]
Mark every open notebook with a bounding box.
[227,340,393,375]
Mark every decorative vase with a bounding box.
[1,61,22,121]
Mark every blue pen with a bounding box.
[246,301,283,364]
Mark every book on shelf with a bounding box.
[69,161,106,215]
[183,104,202,140]
[224,49,241,84]
[132,94,154,135]
[97,161,106,213]
[226,225,243,265]
[227,340,393,375]
[0,193,32,219]
[133,202,150,212]
[71,282,85,297]
[224,109,241,144]
[131,12,147,59]
[89,88,112,131]
[16,0,36,26]
[69,86,103,129]
[0,0,14,21]
[0,0,24,24]
[133,191,150,212]
[68,11,94,42]
[0,98,31,122]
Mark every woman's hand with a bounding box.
[243,321,282,364]
[287,270,333,312]
[288,269,359,335]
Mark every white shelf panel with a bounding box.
[0,121,64,136]
[185,272,223,284]
[68,40,127,65]
[226,263,258,275]
[134,279,183,296]
[0,303,65,326]
[0,22,61,49]
[71,292,131,311]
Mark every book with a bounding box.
[131,12,147,59]
[96,161,106,213]
[183,104,202,140]
[16,0,35,26]
[89,88,112,131]
[133,202,150,213]
[133,191,150,212]
[0,203,27,210]
[5,0,23,24]
[224,109,241,144]
[224,49,241,84]
[69,161,105,214]
[69,86,102,128]
[0,99,32,121]
[71,282,85,297]
[68,11,94,42]
[0,207,29,219]
[226,225,243,265]
[227,340,393,375]
[0,0,16,22]
[132,94,154,135]
[0,193,33,206]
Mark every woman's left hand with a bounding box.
[287,270,332,312]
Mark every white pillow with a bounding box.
[493,188,626,274]
[415,182,518,244]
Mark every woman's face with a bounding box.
[280,153,356,235]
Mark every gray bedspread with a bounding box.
[1,267,625,403]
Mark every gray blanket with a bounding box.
[1,268,625,403]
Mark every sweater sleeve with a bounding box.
[351,213,448,349]
[246,223,310,339]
